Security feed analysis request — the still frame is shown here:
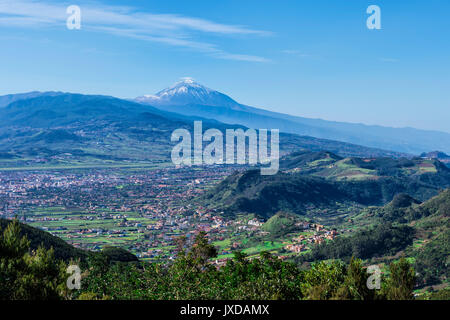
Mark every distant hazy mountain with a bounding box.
[0,92,405,163]
[0,93,164,127]
[135,79,450,155]
[420,151,450,160]
[0,91,64,108]
[421,151,450,167]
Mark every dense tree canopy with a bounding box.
[0,221,426,301]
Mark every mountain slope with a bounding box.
[135,79,450,155]
[0,91,64,108]
[279,150,450,182]
[0,93,188,163]
[0,92,407,167]
[303,189,450,288]
[0,93,165,127]
[135,77,241,109]
[0,218,139,263]
[200,151,450,220]
[421,151,450,167]
[0,218,87,261]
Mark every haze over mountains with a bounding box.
[135,79,450,155]
[0,91,404,167]
[0,79,448,168]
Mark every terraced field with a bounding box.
[26,206,157,250]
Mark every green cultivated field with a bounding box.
[25,206,161,254]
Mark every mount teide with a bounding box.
[135,79,450,155]
[0,91,403,164]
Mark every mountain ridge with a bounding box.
[199,150,450,221]
[0,92,409,167]
[134,79,450,155]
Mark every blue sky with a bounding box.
[0,0,449,132]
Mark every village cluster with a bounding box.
[0,166,338,262]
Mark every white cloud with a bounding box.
[0,0,271,62]
[214,52,271,63]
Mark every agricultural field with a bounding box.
[0,164,243,261]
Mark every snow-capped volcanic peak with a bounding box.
[135,78,240,108]
[157,78,213,99]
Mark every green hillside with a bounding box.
[261,212,304,237]
[0,218,138,264]
[0,218,87,262]
[299,189,450,290]
[280,150,449,181]
[200,152,450,221]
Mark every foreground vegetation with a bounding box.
[75,232,419,300]
[2,220,444,300]
[2,179,448,300]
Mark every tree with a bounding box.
[0,219,66,300]
[333,257,375,300]
[301,261,346,300]
[384,258,416,300]
[187,231,218,270]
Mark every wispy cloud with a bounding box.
[0,0,271,62]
